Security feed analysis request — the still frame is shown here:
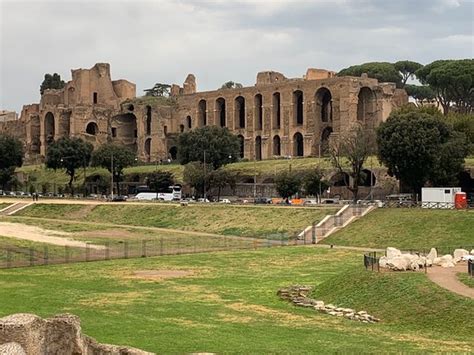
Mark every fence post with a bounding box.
[43,245,48,265]
[311,223,316,244]
[29,248,34,267]
[142,240,147,258]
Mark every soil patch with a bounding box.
[133,269,194,280]
[426,263,474,299]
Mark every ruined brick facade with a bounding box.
[0,63,407,163]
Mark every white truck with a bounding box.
[421,187,461,209]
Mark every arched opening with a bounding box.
[254,94,263,130]
[293,90,304,125]
[110,113,137,151]
[357,87,376,121]
[128,104,134,111]
[315,88,332,122]
[44,112,55,146]
[331,172,350,187]
[144,138,151,162]
[146,106,152,135]
[273,135,281,156]
[163,125,168,135]
[293,132,304,157]
[321,127,333,154]
[86,122,98,135]
[242,177,255,184]
[169,146,177,160]
[216,98,226,127]
[30,115,41,154]
[360,169,376,187]
[262,178,274,183]
[186,116,192,129]
[272,92,281,129]
[179,124,185,133]
[237,135,245,158]
[198,100,207,126]
[235,96,245,128]
[255,136,262,161]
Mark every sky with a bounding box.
[0,0,473,112]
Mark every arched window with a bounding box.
[255,136,262,161]
[273,135,281,156]
[144,138,151,162]
[315,88,332,122]
[198,100,207,126]
[186,116,192,129]
[86,122,98,135]
[272,92,281,129]
[293,132,304,157]
[360,169,376,187]
[293,90,304,125]
[321,127,333,154]
[357,87,376,121]
[254,94,263,130]
[44,112,55,146]
[179,124,185,133]
[238,135,245,158]
[146,106,152,135]
[169,146,177,160]
[216,98,226,127]
[235,96,245,128]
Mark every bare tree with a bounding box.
[329,125,376,203]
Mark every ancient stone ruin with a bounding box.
[277,285,380,323]
[379,247,474,271]
[0,313,152,355]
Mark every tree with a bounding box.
[405,85,437,106]
[329,125,376,202]
[221,81,243,89]
[45,137,93,195]
[0,134,23,190]
[183,161,213,198]
[447,113,474,154]
[147,171,175,191]
[91,144,136,195]
[377,106,468,194]
[338,62,403,87]
[394,61,423,86]
[40,73,66,95]
[177,126,240,169]
[416,59,474,115]
[275,171,301,200]
[144,83,171,97]
[210,168,237,201]
[302,168,330,200]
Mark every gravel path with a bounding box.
[0,222,104,249]
[426,264,474,299]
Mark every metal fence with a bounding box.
[469,259,474,277]
[0,236,288,269]
[363,251,380,271]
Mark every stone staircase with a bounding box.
[298,204,376,244]
[0,202,33,216]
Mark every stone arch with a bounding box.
[110,113,137,151]
[293,132,304,157]
[273,135,281,156]
[128,104,134,111]
[321,126,333,154]
[315,87,332,122]
[357,87,376,121]
[235,96,245,128]
[198,99,207,126]
[146,106,152,135]
[254,94,263,130]
[169,146,178,160]
[360,169,376,187]
[179,124,185,133]
[144,138,151,162]
[86,122,99,135]
[293,90,304,125]
[30,115,41,154]
[186,116,192,129]
[44,112,55,147]
[216,97,226,127]
[255,136,262,161]
[331,172,350,187]
[272,92,281,129]
[237,134,245,158]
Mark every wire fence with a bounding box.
[468,259,473,278]
[0,236,292,269]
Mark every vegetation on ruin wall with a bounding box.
[0,247,471,353]
[123,95,176,107]
[322,209,474,250]
[15,203,336,239]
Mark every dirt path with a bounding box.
[0,222,104,249]
[426,264,474,299]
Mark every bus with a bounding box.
[135,185,182,201]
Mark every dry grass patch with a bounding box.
[133,269,194,280]
[78,291,152,308]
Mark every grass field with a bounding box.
[458,273,474,288]
[16,203,336,239]
[322,209,474,250]
[0,203,11,210]
[0,247,471,353]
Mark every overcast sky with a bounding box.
[1,0,473,112]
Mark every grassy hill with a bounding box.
[322,208,474,250]
[0,247,471,353]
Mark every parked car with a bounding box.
[303,199,318,206]
[220,198,231,204]
[109,195,128,202]
[197,198,210,203]
[254,197,272,204]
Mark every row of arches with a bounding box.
[192,87,375,130]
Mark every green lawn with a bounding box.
[322,209,474,250]
[0,203,11,210]
[458,273,474,288]
[0,247,471,353]
[16,204,336,239]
